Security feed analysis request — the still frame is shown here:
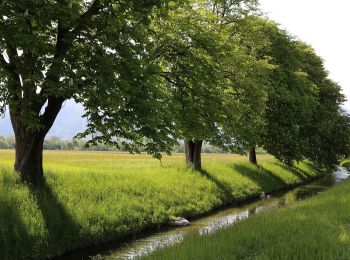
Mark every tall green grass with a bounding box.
[0,150,321,259]
[146,172,350,260]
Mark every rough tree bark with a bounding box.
[184,140,203,171]
[10,97,64,185]
[13,129,46,184]
[249,147,257,165]
[185,140,195,165]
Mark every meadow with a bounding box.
[146,164,350,260]
[0,150,322,259]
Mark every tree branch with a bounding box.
[160,72,177,85]
[38,0,103,100]
[0,54,12,73]
[71,0,102,36]
[40,96,65,132]
[42,0,103,88]
[81,0,102,20]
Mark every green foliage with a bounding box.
[230,16,350,168]
[0,0,177,157]
[0,150,321,259]
[151,1,229,141]
[151,0,269,154]
[1,0,349,170]
[302,78,350,168]
[209,18,272,153]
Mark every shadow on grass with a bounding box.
[0,196,32,259]
[199,170,235,203]
[198,161,317,204]
[301,161,328,175]
[233,163,287,191]
[29,179,81,256]
[275,162,314,181]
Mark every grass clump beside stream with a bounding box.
[0,150,321,259]
[341,160,350,170]
[146,167,350,260]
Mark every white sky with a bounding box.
[259,0,350,109]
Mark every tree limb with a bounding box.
[72,0,102,35]
[0,54,12,73]
[40,96,65,132]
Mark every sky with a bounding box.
[259,0,350,109]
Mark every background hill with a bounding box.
[0,100,86,140]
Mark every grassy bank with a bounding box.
[0,150,321,259]
[341,160,350,170]
[146,166,350,260]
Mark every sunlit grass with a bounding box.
[146,169,350,260]
[0,150,321,259]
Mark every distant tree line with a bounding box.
[0,135,229,153]
[1,0,349,184]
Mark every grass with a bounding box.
[341,160,350,170]
[145,165,350,260]
[0,150,322,259]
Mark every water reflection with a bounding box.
[59,167,349,260]
[199,210,249,235]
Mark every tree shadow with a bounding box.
[301,161,327,175]
[0,196,33,259]
[274,162,314,181]
[233,163,287,191]
[199,170,235,203]
[28,178,82,257]
[198,161,316,205]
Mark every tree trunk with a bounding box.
[184,140,203,171]
[249,147,257,165]
[193,140,203,171]
[185,140,195,165]
[13,129,46,184]
[10,97,64,185]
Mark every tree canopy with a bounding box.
[0,0,178,182]
[0,0,349,183]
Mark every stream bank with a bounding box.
[57,167,348,260]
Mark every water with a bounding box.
[58,167,350,260]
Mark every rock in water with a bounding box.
[169,217,191,227]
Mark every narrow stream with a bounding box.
[59,167,350,260]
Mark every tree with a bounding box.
[152,0,266,170]
[223,17,315,165]
[294,42,350,168]
[233,16,350,168]
[198,14,272,165]
[0,0,176,184]
[263,30,350,169]
[151,0,227,170]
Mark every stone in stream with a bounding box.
[168,217,191,227]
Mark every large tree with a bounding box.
[0,0,176,184]
[151,0,267,170]
[233,16,350,168]
[264,28,350,169]
[151,0,226,170]
[294,42,350,169]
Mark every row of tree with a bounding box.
[0,135,227,153]
[1,0,349,184]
